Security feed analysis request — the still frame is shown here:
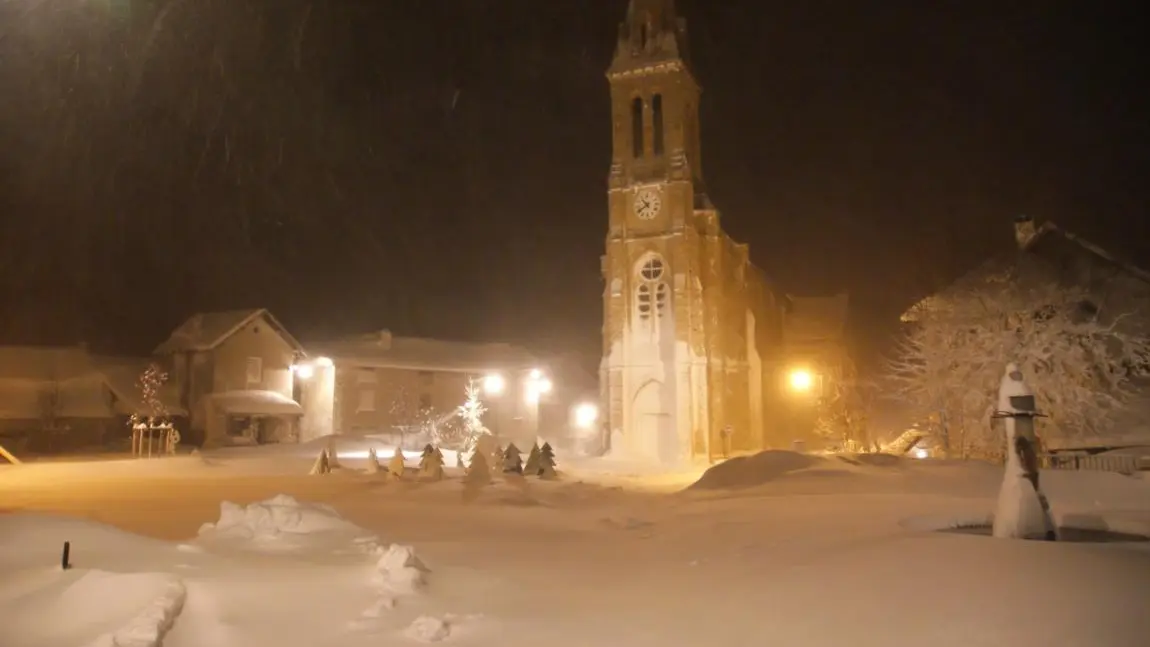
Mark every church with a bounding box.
[599,0,849,464]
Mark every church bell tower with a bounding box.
[600,0,717,464]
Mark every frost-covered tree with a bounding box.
[463,450,492,486]
[890,276,1150,455]
[814,376,874,451]
[523,443,542,475]
[418,443,445,480]
[387,450,406,481]
[537,442,557,479]
[501,444,523,474]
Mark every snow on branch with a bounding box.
[888,275,1150,453]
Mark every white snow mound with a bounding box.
[83,573,186,647]
[372,543,429,594]
[404,615,451,642]
[196,494,373,550]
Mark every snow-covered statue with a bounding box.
[991,363,1057,541]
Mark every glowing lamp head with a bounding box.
[788,369,814,392]
[914,448,929,459]
[538,378,553,394]
[482,373,506,395]
[315,356,334,368]
[293,364,315,379]
[529,368,542,380]
[573,402,599,428]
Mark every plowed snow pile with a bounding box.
[196,494,377,551]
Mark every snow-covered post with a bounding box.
[991,363,1057,541]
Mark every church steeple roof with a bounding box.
[609,0,691,76]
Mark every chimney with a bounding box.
[1014,214,1037,250]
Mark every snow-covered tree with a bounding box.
[418,443,445,480]
[501,444,523,474]
[523,443,542,475]
[463,450,492,486]
[364,447,381,474]
[537,442,557,479]
[387,451,406,481]
[813,376,874,451]
[890,275,1150,455]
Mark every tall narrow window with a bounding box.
[636,257,669,322]
[630,97,644,158]
[652,94,664,156]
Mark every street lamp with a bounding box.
[523,369,552,404]
[572,402,599,429]
[293,363,315,379]
[788,368,814,393]
[482,373,506,396]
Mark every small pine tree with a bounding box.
[501,444,524,474]
[523,443,541,475]
[537,442,557,479]
[364,447,381,474]
[387,450,406,481]
[463,450,492,486]
[419,443,446,480]
[310,448,331,475]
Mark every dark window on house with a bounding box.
[652,94,664,156]
[631,97,644,158]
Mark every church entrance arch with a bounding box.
[632,379,676,464]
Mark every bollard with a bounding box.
[61,541,72,570]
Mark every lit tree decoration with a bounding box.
[456,379,489,453]
[128,363,170,430]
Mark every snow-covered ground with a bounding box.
[2,445,1149,646]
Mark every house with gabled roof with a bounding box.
[153,308,307,447]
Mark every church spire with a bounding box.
[610,0,690,73]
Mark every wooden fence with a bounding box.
[1039,453,1148,474]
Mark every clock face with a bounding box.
[633,189,662,220]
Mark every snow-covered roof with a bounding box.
[153,309,305,355]
[204,390,303,417]
[903,219,1150,323]
[784,294,849,343]
[0,345,96,381]
[305,332,537,374]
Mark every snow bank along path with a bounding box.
[2,494,437,647]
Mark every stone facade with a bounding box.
[600,1,795,464]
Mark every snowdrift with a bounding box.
[196,494,376,551]
[687,450,830,490]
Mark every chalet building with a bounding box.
[153,309,307,447]
[299,331,542,449]
[0,345,184,454]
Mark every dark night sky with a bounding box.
[1,0,1147,371]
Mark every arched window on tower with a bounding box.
[631,97,644,158]
[636,257,670,322]
[652,94,664,156]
